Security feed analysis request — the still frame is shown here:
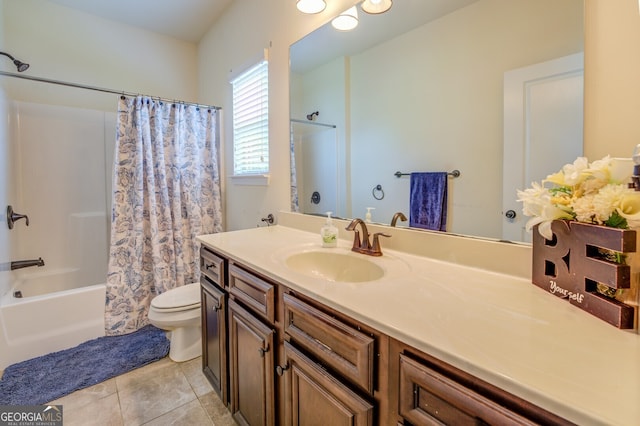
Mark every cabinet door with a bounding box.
[281,342,373,426]
[201,277,227,404]
[229,299,276,426]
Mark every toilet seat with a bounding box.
[151,283,200,313]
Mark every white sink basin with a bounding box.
[285,250,384,283]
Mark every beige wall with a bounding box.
[198,0,360,230]
[0,0,198,111]
[584,0,640,159]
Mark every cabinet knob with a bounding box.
[276,363,290,376]
[505,209,517,219]
[258,346,270,357]
[212,303,221,312]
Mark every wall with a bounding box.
[584,0,640,159]
[198,0,360,230]
[0,0,199,111]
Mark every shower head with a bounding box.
[306,111,319,121]
[0,51,30,72]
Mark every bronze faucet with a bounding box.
[390,212,407,227]
[346,218,390,256]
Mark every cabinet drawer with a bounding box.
[283,293,375,394]
[201,248,225,287]
[399,354,536,426]
[229,263,275,323]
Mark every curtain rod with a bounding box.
[290,118,336,128]
[0,71,221,110]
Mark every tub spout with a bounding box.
[10,257,45,270]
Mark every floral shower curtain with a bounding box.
[290,122,299,212]
[105,96,222,335]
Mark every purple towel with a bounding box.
[409,172,448,231]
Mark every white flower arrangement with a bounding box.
[517,156,640,240]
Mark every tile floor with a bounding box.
[45,356,237,426]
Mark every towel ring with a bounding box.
[372,184,384,200]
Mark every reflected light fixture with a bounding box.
[361,0,392,14]
[332,6,359,31]
[296,0,326,14]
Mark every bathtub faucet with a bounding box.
[10,257,45,270]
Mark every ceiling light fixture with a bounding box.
[331,6,359,31]
[296,0,326,14]
[361,0,393,14]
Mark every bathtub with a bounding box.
[0,268,106,370]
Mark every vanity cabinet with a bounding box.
[199,246,572,426]
[227,262,278,426]
[389,339,574,426]
[281,341,373,425]
[200,248,228,404]
[280,292,383,425]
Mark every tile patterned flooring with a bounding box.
[45,357,236,426]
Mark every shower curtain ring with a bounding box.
[372,184,384,200]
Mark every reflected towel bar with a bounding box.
[395,170,460,178]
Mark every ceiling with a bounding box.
[47,0,234,43]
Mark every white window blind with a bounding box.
[232,59,269,176]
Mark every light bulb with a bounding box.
[332,6,359,31]
[296,0,326,14]
[361,0,393,14]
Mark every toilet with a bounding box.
[148,283,201,362]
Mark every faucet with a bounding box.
[390,212,407,227]
[346,219,390,256]
[11,257,45,270]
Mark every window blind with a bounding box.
[232,60,269,175]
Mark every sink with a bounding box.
[285,251,384,283]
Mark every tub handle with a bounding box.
[7,205,29,229]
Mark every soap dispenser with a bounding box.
[365,207,375,223]
[321,211,338,248]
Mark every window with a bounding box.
[231,58,269,179]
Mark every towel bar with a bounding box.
[394,170,460,178]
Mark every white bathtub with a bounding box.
[0,269,106,370]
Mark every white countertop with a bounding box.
[197,225,640,426]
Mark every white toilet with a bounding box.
[148,283,201,362]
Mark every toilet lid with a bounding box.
[151,283,200,311]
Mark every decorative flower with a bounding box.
[517,156,637,240]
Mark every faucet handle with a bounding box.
[371,233,391,256]
[7,205,29,229]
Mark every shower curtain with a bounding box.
[290,122,299,212]
[105,96,222,335]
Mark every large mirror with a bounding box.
[289,0,584,243]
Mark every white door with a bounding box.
[503,53,584,243]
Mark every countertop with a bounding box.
[197,225,640,426]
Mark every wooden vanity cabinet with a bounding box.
[281,341,374,425]
[227,262,278,426]
[198,248,572,426]
[280,291,389,425]
[389,339,574,426]
[200,248,228,404]
[201,276,228,404]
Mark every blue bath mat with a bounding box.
[0,325,169,405]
